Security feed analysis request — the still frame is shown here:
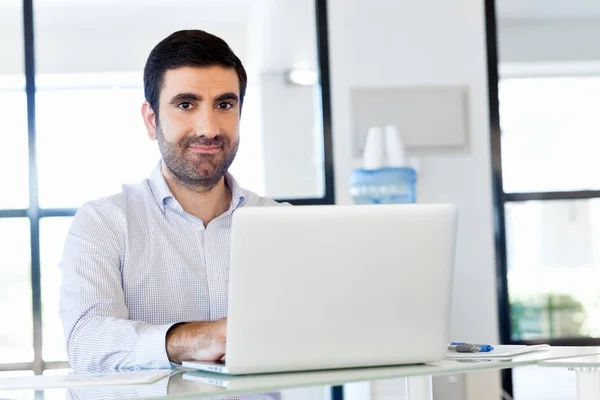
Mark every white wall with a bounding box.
[327,0,500,398]
[248,0,323,199]
[259,73,323,198]
[246,0,317,75]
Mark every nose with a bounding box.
[194,106,220,138]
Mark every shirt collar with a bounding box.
[148,161,246,214]
[148,162,173,213]
[224,172,247,211]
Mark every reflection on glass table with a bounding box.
[537,354,600,400]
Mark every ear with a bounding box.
[142,101,157,140]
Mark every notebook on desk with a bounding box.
[445,344,550,361]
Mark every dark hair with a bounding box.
[143,29,247,114]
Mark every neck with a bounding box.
[161,163,232,226]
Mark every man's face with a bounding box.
[142,66,241,190]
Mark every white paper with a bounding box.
[0,369,171,390]
[445,344,551,360]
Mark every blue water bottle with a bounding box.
[349,167,417,204]
[350,125,417,204]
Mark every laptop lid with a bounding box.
[224,204,457,375]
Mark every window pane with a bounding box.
[36,84,160,208]
[40,217,72,362]
[506,199,600,340]
[500,77,600,193]
[0,2,29,209]
[0,218,33,363]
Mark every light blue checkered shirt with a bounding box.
[59,162,283,372]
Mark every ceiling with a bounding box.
[0,0,258,6]
[496,0,600,20]
[3,0,599,20]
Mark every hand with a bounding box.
[166,318,227,364]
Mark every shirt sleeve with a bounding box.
[59,201,175,372]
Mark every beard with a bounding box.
[156,124,239,191]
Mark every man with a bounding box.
[59,29,284,372]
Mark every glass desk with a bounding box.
[3,346,600,400]
[538,354,600,400]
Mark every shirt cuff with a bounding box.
[134,323,177,368]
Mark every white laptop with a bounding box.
[182,203,457,375]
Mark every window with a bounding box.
[499,74,600,341]
[500,77,600,193]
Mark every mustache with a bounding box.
[181,135,226,148]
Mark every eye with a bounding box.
[177,102,193,110]
[217,102,233,110]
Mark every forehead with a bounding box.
[160,66,239,98]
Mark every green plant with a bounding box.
[510,293,586,340]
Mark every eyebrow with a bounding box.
[168,92,239,105]
[214,92,239,103]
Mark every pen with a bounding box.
[449,342,494,352]
[448,344,481,353]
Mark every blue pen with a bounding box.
[450,342,494,352]
[448,344,480,353]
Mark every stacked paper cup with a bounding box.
[384,125,408,168]
[362,126,385,170]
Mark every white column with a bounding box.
[406,376,433,400]
[576,370,600,400]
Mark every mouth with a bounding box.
[188,145,221,154]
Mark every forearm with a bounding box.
[166,320,226,364]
